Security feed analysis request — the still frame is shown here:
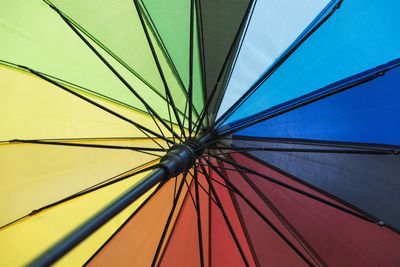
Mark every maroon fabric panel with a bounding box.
[217,161,311,267]
[208,167,255,267]
[226,153,400,266]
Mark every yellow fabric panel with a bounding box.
[0,171,156,267]
[0,140,158,227]
[75,87,182,142]
[0,65,158,140]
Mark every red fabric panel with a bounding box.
[197,171,210,267]
[218,160,310,267]
[227,153,400,266]
[209,167,257,267]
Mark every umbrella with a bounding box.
[1,0,400,266]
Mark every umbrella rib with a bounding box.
[46,3,182,142]
[212,0,343,129]
[173,177,178,202]
[208,154,388,227]
[193,165,205,267]
[20,67,171,149]
[7,139,166,156]
[180,89,190,140]
[0,136,169,144]
[194,0,209,128]
[205,146,396,156]
[183,175,198,209]
[187,0,194,137]
[0,162,156,230]
[192,0,255,136]
[150,172,188,267]
[199,162,253,176]
[219,160,326,266]
[203,158,316,267]
[228,136,400,153]
[133,0,187,140]
[207,167,212,267]
[199,162,251,267]
[84,181,166,265]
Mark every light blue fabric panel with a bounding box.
[225,0,400,124]
[216,0,330,118]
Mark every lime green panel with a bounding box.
[143,9,188,124]
[0,0,149,110]
[48,0,164,94]
[0,171,156,266]
[141,0,190,89]
[75,26,182,128]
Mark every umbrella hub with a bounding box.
[159,140,203,179]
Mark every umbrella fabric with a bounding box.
[1,0,400,266]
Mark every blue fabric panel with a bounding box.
[230,139,400,229]
[234,61,400,146]
[225,0,400,124]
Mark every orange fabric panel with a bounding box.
[159,180,200,267]
[155,175,193,265]
[88,178,177,266]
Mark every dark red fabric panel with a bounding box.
[216,160,310,267]
[209,168,256,267]
[226,153,400,266]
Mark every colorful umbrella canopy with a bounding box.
[1,0,400,266]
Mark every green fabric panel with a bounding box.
[49,0,164,94]
[141,0,190,90]
[0,0,144,110]
[142,6,188,124]
[200,0,250,99]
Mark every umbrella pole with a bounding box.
[28,140,207,267]
[28,167,166,267]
